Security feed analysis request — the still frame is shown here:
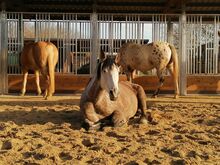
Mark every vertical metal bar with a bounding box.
[179,11,187,95]
[188,15,191,74]
[75,14,78,74]
[207,25,210,73]
[136,15,141,44]
[12,13,15,74]
[18,13,23,73]
[158,15,160,40]
[199,16,202,74]
[196,16,199,74]
[217,16,220,73]
[109,14,113,55]
[35,14,38,42]
[214,16,218,74]
[205,22,207,73]
[142,21,144,44]
[0,11,8,94]
[164,15,167,41]
[167,18,173,44]
[90,12,98,75]
[48,13,50,42]
[39,13,41,41]
[192,16,195,74]
[152,15,154,41]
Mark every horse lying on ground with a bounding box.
[20,41,58,99]
[116,41,179,99]
[80,51,152,130]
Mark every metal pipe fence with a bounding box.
[4,12,220,76]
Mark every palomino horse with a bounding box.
[20,41,58,99]
[80,51,151,130]
[116,41,179,99]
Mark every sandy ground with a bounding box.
[0,94,219,165]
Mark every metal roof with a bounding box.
[1,0,220,14]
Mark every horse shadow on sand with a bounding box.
[0,98,83,130]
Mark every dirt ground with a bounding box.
[0,94,219,165]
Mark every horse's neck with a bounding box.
[86,76,104,101]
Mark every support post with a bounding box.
[167,18,173,44]
[0,11,8,94]
[90,12,98,76]
[179,11,187,95]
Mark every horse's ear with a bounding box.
[100,50,106,61]
[115,53,121,64]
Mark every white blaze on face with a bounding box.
[100,63,119,99]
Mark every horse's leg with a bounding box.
[41,71,49,99]
[82,102,101,130]
[132,84,153,124]
[126,69,135,83]
[20,70,28,96]
[112,110,127,127]
[125,71,132,82]
[152,69,165,98]
[35,70,42,96]
[47,55,55,98]
[131,70,136,81]
[167,64,179,99]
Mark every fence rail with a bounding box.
[3,12,220,76]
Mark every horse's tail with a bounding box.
[168,44,179,79]
[47,44,58,94]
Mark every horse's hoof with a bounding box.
[37,92,42,96]
[114,120,127,127]
[140,112,153,124]
[151,95,157,98]
[20,93,25,96]
[88,123,101,131]
[174,95,179,99]
[81,122,91,131]
[45,96,51,100]
[139,117,148,124]
[146,112,153,122]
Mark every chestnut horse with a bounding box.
[20,41,58,99]
[80,51,150,130]
[116,41,179,99]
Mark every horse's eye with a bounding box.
[103,69,107,73]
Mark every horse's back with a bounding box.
[118,42,154,72]
[118,41,172,72]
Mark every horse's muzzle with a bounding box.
[109,89,118,101]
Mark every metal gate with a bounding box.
[186,15,220,74]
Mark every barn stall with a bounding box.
[0,1,219,95]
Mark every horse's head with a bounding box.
[97,51,120,101]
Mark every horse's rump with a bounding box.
[20,41,59,99]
